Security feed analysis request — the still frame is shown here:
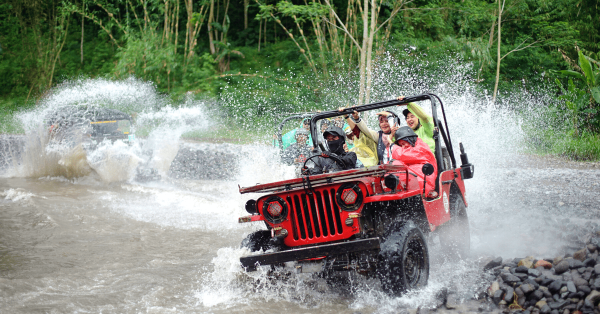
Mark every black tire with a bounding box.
[241,230,272,252]
[439,192,470,260]
[377,220,429,295]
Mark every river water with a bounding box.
[1,78,600,313]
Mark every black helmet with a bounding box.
[323,125,345,138]
[394,126,418,146]
[323,125,345,154]
[402,108,411,118]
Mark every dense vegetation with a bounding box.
[0,0,598,158]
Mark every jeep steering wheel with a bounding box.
[302,153,346,174]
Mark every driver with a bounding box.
[390,126,438,197]
[281,129,311,165]
[302,125,357,175]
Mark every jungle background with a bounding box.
[0,0,599,159]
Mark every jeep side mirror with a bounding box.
[422,163,434,176]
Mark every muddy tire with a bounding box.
[241,230,272,252]
[377,220,429,295]
[439,192,470,260]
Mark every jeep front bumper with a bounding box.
[240,238,381,271]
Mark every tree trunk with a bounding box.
[244,0,249,29]
[80,8,84,64]
[492,0,503,105]
[357,0,369,105]
[208,0,215,54]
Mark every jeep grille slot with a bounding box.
[289,190,344,241]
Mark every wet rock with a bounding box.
[585,290,600,305]
[588,244,598,253]
[592,278,600,290]
[501,272,521,284]
[484,257,503,270]
[583,258,596,267]
[550,280,564,293]
[573,277,588,287]
[549,300,569,310]
[521,283,536,294]
[573,249,587,262]
[529,268,542,277]
[532,289,545,301]
[578,285,591,294]
[520,256,535,268]
[516,265,530,273]
[488,281,500,296]
[493,289,504,304]
[556,261,571,275]
[555,256,565,266]
[537,260,554,269]
[567,281,577,293]
[516,287,526,306]
[504,286,515,303]
[568,259,585,269]
[445,292,459,309]
[515,273,530,281]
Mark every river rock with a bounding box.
[529,268,542,277]
[549,280,564,293]
[594,264,600,275]
[549,300,569,310]
[488,281,500,296]
[592,278,600,290]
[537,260,554,269]
[516,265,530,273]
[583,258,596,267]
[568,259,585,269]
[531,289,545,301]
[567,281,577,293]
[585,290,600,305]
[578,285,591,294]
[484,257,503,270]
[573,249,587,262]
[504,286,515,303]
[554,256,565,266]
[576,277,591,287]
[493,289,504,304]
[521,283,536,294]
[537,299,548,309]
[445,292,459,309]
[519,256,535,268]
[556,261,571,274]
[501,272,521,284]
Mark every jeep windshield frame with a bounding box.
[309,94,456,172]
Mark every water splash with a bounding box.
[3,77,212,182]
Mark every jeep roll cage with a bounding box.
[309,94,456,181]
[274,113,313,153]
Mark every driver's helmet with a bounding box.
[323,125,346,155]
[394,126,418,147]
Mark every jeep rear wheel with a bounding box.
[377,221,429,295]
[439,193,470,260]
[241,230,272,252]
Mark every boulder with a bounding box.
[445,292,459,309]
[554,256,565,266]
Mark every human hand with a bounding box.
[343,143,348,152]
[397,95,406,101]
[390,125,399,134]
[321,151,331,158]
[351,110,359,120]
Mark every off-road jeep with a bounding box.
[237,94,474,295]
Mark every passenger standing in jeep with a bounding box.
[390,126,438,197]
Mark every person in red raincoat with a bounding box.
[389,126,438,198]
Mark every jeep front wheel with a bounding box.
[377,221,429,295]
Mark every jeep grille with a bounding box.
[286,188,344,240]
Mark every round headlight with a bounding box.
[336,183,363,211]
[261,196,288,224]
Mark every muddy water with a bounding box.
[2,139,600,314]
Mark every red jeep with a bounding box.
[237,94,474,295]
